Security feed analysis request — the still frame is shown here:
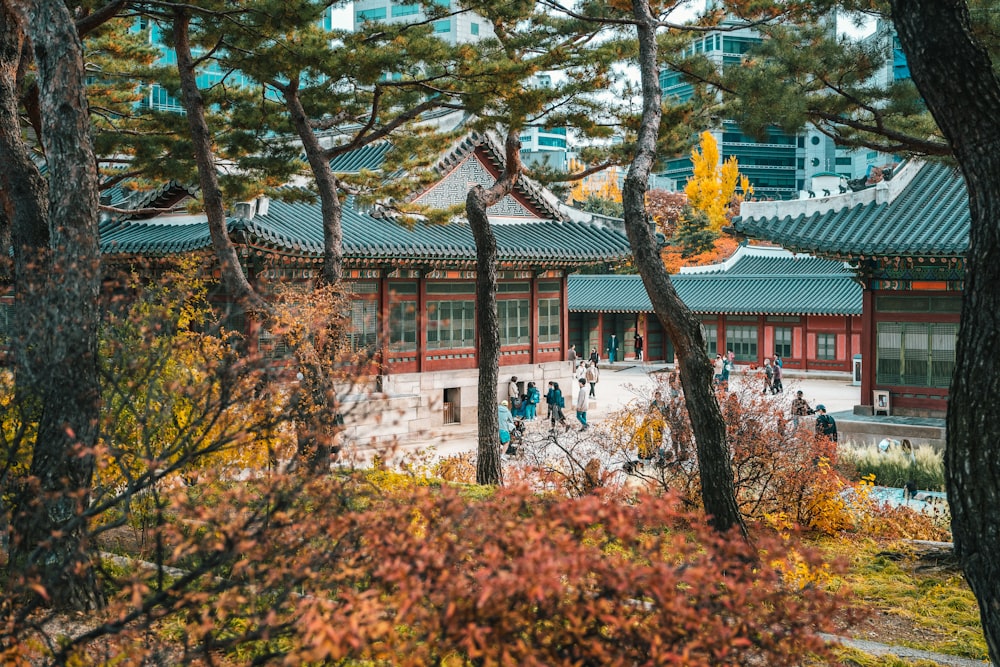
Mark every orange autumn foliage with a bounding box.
[661,234,741,274]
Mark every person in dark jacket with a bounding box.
[814,404,837,441]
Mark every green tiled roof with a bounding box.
[329,142,393,173]
[732,162,968,259]
[568,249,861,315]
[100,195,632,267]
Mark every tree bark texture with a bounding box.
[889,0,1000,659]
[284,81,344,285]
[625,0,746,537]
[0,4,48,377]
[173,10,266,312]
[468,130,522,486]
[5,0,104,610]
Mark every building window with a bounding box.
[816,333,836,360]
[433,19,450,32]
[702,322,717,356]
[355,6,387,22]
[726,325,758,361]
[498,299,529,346]
[258,328,291,361]
[470,22,479,35]
[350,300,378,352]
[389,302,417,352]
[876,322,957,388]
[392,3,419,17]
[427,300,475,349]
[538,298,560,343]
[774,326,792,359]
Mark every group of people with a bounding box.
[762,355,784,394]
[712,352,735,388]
[505,376,541,420]
[791,389,838,440]
[567,334,644,370]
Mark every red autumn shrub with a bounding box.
[605,375,847,530]
[13,472,849,666]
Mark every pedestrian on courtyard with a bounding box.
[590,347,600,367]
[567,344,577,372]
[548,381,569,431]
[508,376,521,415]
[545,380,556,418]
[763,357,774,394]
[606,333,619,364]
[586,361,600,398]
[668,371,681,399]
[791,390,815,427]
[772,361,783,394]
[575,378,589,431]
[721,354,732,390]
[525,381,540,421]
[498,400,515,446]
[575,361,587,384]
[635,333,644,361]
[713,353,724,386]
[815,404,838,441]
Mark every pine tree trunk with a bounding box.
[625,0,746,536]
[468,130,522,486]
[889,0,1000,659]
[5,0,104,610]
[284,82,345,285]
[173,10,266,312]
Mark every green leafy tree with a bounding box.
[674,205,717,258]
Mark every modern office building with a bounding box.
[659,18,838,200]
[354,0,494,45]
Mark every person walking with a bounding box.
[772,361,783,394]
[575,378,589,431]
[525,381,540,421]
[547,381,569,432]
[585,361,600,398]
[721,354,732,390]
[567,344,577,372]
[763,357,774,395]
[815,404,838,441]
[634,333,644,361]
[606,333,619,364]
[589,347,600,367]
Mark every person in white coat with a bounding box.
[575,378,589,431]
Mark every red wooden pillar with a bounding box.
[560,271,569,360]
[860,288,875,408]
[417,272,427,373]
[378,271,389,374]
[530,272,539,365]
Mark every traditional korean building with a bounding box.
[732,160,966,418]
[568,244,863,370]
[98,132,632,428]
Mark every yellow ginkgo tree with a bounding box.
[684,131,753,233]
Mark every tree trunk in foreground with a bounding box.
[625,0,746,537]
[6,0,104,610]
[468,130,522,486]
[889,0,1000,659]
